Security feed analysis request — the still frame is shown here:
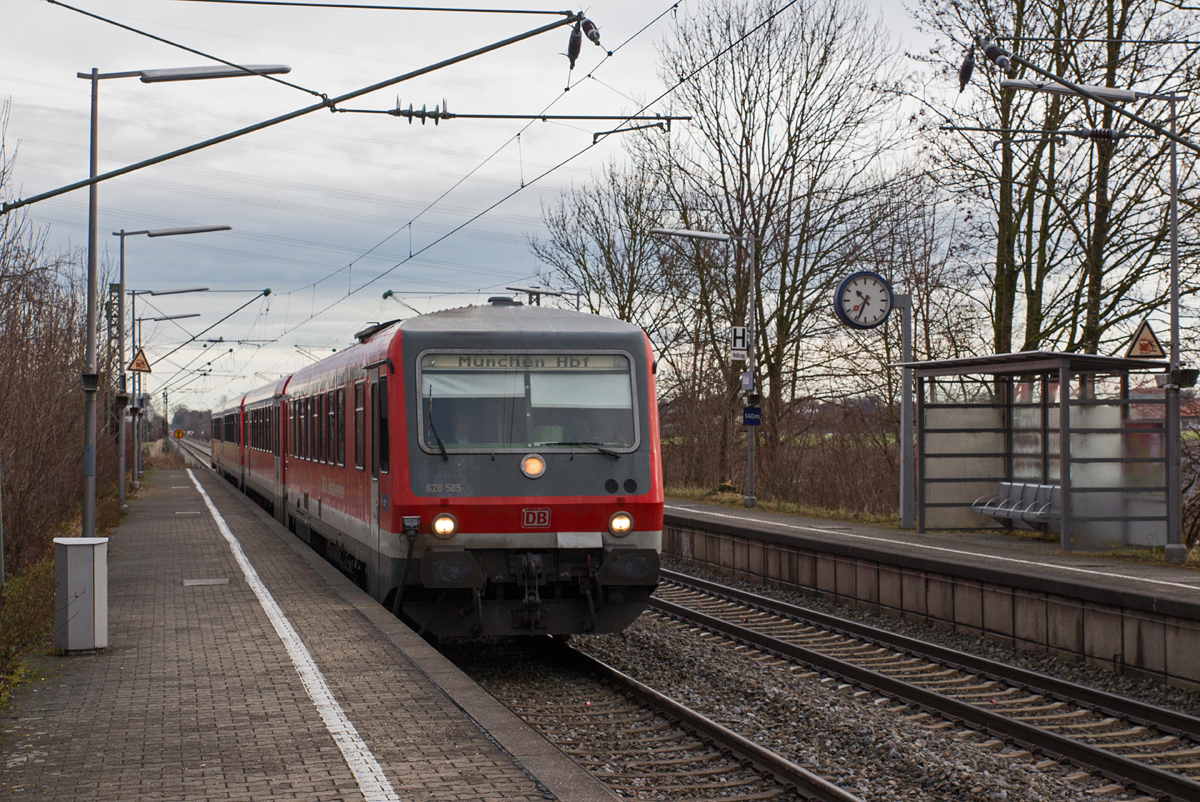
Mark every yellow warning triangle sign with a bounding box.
[1124,318,1167,359]
[128,348,152,373]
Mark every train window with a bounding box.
[336,387,346,466]
[300,398,308,460]
[419,353,637,451]
[326,390,336,466]
[299,398,306,460]
[311,395,319,461]
[317,393,326,463]
[316,393,323,463]
[308,396,316,461]
[273,406,279,455]
[378,376,389,474]
[370,381,379,478]
[354,382,365,470]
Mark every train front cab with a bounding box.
[385,304,664,637]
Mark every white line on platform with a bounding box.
[188,470,402,802]
[665,504,1200,594]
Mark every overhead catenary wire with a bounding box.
[270,0,803,336]
[223,0,797,381]
[1,13,581,215]
[45,0,325,99]
[163,0,573,14]
[290,0,685,298]
[153,0,789,399]
[150,290,271,366]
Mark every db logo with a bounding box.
[522,508,551,528]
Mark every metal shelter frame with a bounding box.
[897,352,1171,551]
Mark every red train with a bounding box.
[212,298,663,636]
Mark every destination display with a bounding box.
[422,353,627,371]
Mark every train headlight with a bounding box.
[608,511,633,537]
[521,453,546,479]
[431,513,458,538]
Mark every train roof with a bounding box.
[395,298,644,337]
[244,376,289,405]
[212,396,244,415]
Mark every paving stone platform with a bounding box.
[1,468,615,802]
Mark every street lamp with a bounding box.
[967,36,1194,563]
[79,63,286,538]
[651,227,759,507]
[114,227,227,510]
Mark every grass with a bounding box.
[0,490,125,708]
[0,558,55,706]
[666,486,901,527]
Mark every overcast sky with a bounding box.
[2,0,936,412]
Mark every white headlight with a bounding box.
[608,512,633,537]
[521,453,546,479]
[432,513,458,538]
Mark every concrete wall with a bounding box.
[665,519,1200,691]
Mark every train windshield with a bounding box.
[420,352,636,451]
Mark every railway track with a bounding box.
[174,440,859,801]
[653,569,1200,802]
[444,638,862,802]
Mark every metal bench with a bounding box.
[972,482,1061,531]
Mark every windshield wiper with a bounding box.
[427,386,449,461]
[535,440,621,459]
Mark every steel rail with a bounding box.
[661,569,1200,740]
[650,591,1200,802]
[546,639,863,802]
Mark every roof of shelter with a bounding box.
[892,351,1169,377]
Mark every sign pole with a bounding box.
[745,234,757,508]
[896,294,914,529]
[1166,96,1186,564]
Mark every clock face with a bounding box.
[834,272,894,330]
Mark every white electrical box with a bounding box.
[54,537,109,652]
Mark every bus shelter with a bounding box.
[899,352,1170,550]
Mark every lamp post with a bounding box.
[78,63,286,538]
[968,36,1193,562]
[114,228,226,510]
[651,227,759,507]
[130,310,202,482]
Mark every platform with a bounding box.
[664,499,1200,689]
[1,468,615,802]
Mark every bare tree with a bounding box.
[529,161,685,351]
[632,0,904,481]
[910,0,1200,354]
[0,101,118,577]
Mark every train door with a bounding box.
[368,371,382,597]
